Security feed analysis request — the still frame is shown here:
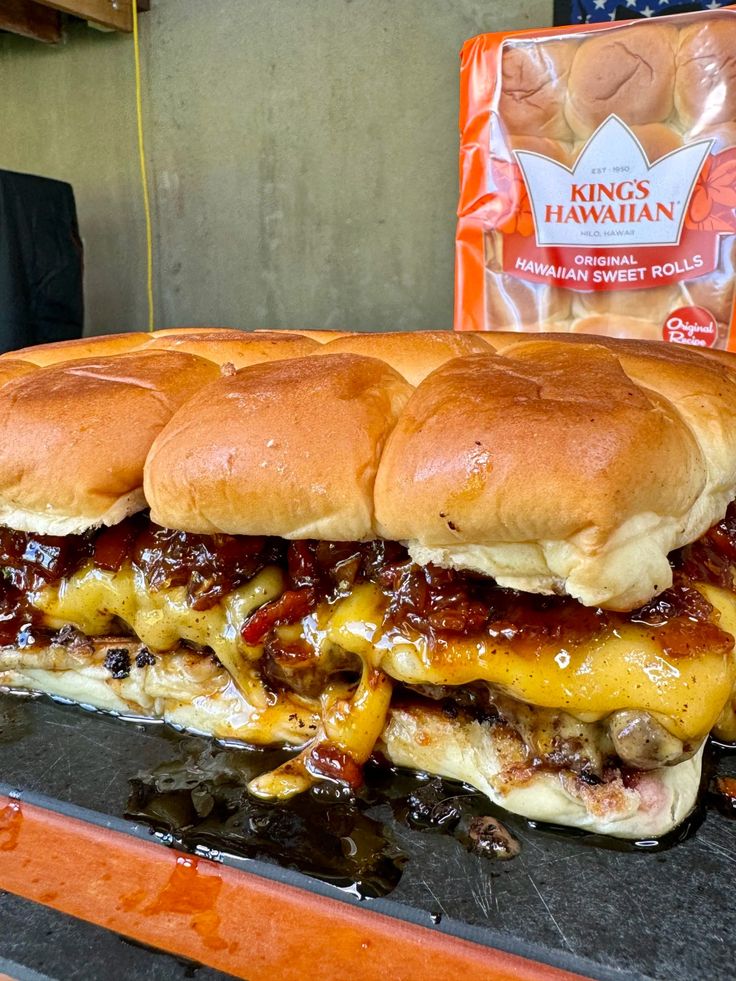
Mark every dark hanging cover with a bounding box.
[0,169,83,354]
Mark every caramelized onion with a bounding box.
[0,508,733,661]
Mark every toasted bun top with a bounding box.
[0,351,220,534]
[284,330,351,343]
[374,340,736,609]
[0,360,37,387]
[565,24,676,137]
[149,326,240,336]
[145,354,412,540]
[1,332,148,366]
[4,328,736,610]
[252,329,350,344]
[143,328,319,367]
[316,331,491,385]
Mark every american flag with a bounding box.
[555,0,731,25]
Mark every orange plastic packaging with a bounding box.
[454,7,736,350]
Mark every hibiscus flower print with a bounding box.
[685,149,736,234]
[490,158,535,237]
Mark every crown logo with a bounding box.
[514,116,712,249]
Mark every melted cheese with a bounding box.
[33,562,285,706]
[31,565,736,746]
[317,582,736,743]
[248,666,393,800]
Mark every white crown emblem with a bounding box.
[514,116,712,249]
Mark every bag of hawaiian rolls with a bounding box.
[455,7,736,350]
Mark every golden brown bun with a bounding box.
[374,341,732,609]
[143,328,319,368]
[499,40,574,141]
[687,341,736,368]
[3,329,732,613]
[507,330,736,508]
[258,329,350,344]
[522,327,736,370]
[573,124,682,164]
[676,18,736,133]
[494,327,736,368]
[571,285,682,326]
[1,332,148,366]
[314,331,489,386]
[453,331,516,351]
[382,703,702,840]
[145,354,412,540]
[565,24,676,138]
[0,351,220,534]
[0,359,37,387]
[150,326,239,336]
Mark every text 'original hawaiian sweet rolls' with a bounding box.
[457,9,736,348]
[2,332,736,839]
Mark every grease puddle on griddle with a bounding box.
[124,737,530,899]
[124,731,736,898]
[3,692,735,900]
[125,740,411,898]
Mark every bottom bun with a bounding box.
[0,642,701,840]
[0,638,316,747]
[381,703,702,840]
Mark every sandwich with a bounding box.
[0,328,735,840]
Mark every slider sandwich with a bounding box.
[1,330,736,839]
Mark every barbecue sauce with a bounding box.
[1,506,735,667]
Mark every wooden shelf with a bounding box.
[0,0,149,39]
[0,0,60,42]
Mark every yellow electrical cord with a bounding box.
[132,0,155,332]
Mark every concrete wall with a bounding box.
[0,0,552,335]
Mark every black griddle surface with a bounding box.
[1,694,734,981]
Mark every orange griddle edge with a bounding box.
[0,794,592,981]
